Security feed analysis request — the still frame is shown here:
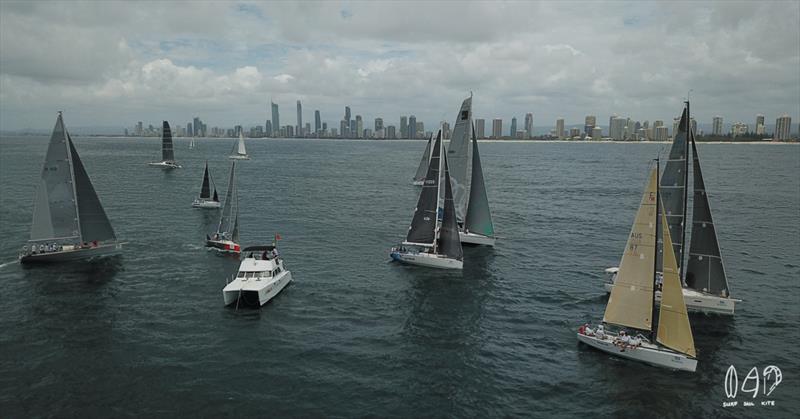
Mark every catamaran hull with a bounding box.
[192,200,221,209]
[223,271,293,306]
[20,243,123,264]
[389,251,463,270]
[577,332,697,372]
[228,155,250,160]
[206,240,241,254]
[459,231,495,246]
[148,161,182,169]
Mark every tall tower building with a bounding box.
[344,106,351,123]
[584,115,596,135]
[340,120,348,138]
[510,117,517,137]
[524,113,533,138]
[296,100,303,137]
[756,114,766,135]
[556,118,565,139]
[610,117,626,140]
[271,102,280,137]
[314,110,321,135]
[592,126,602,140]
[374,117,383,132]
[408,115,417,139]
[400,116,408,139]
[265,120,272,137]
[356,115,363,138]
[492,118,502,138]
[712,116,723,136]
[775,114,792,140]
[475,119,485,139]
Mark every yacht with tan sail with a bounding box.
[579,160,697,372]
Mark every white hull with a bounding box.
[390,250,462,270]
[459,231,495,246]
[192,199,221,209]
[148,161,182,169]
[603,268,739,315]
[224,271,292,306]
[228,155,250,160]
[412,180,424,186]
[20,242,123,264]
[577,331,697,372]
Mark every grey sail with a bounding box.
[659,106,689,270]
[413,135,432,183]
[161,121,175,162]
[200,162,212,199]
[464,124,494,238]
[68,134,116,242]
[216,161,237,236]
[231,214,240,243]
[447,95,472,222]
[29,113,80,244]
[406,132,442,245]
[438,154,464,260]
[685,133,730,296]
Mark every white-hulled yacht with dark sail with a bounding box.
[391,129,463,269]
[412,134,432,186]
[206,161,241,253]
[148,121,181,168]
[192,161,220,208]
[228,132,250,160]
[603,101,739,315]
[579,161,697,372]
[223,245,292,307]
[19,112,123,263]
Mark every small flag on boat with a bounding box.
[275,233,281,241]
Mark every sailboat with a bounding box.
[390,129,463,269]
[446,95,496,246]
[148,121,181,168]
[19,112,123,263]
[412,134,432,186]
[228,132,250,160]
[192,161,221,208]
[603,101,739,315]
[578,161,697,372]
[189,137,195,149]
[206,161,241,253]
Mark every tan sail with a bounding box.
[657,205,697,357]
[603,167,658,330]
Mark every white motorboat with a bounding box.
[192,161,221,209]
[149,121,182,168]
[223,246,292,306]
[228,132,250,160]
[206,161,240,254]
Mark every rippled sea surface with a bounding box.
[1,136,798,417]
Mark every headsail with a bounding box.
[685,133,730,296]
[464,123,494,238]
[235,132,247,156]
[447,95,473,222]
[405,131,442,246]
[161,121,175,162]
[217,161,238,236]
[603,166,658,331]
[413,135,432,183]
[657,203,696,357]
[68,134,116,242]
[200,162,212,199]
[438,155,464,260]
[659,107,689,270]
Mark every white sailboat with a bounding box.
[148,121,181,168]
[391,129,463,269]
[19,112,123,263]
[412,135,432,186]
[579,161,697,372]
[223,245,293,307]
[603,101,740,315]
[192,161,221,208]
[189,137,195,149]
[228,132,250,160]
[206,161,241,253]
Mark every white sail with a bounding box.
[447,95,473,222]
[237,132,247,155]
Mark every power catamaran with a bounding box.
[579,161,697,372]
[19,112,123,263]
[206,161,240,253]
[412,134,432,186]
[223,245,293,307]
[603,101,740,315]
[192,161,220,208]
[391,129,463,269]
[229,132,250,160]
[148,121,181,169]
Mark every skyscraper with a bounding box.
[193,116,203,137]
[271,102,280,137]
[712,116,723,136]
[408,115,417,139]
[387,125,396,139]
[524,113,533,138]
[592,126,602,140]
[296,100,303,137]
[492,118,502,138]
[510,117,517,137]
[374,117,383,132]
[350,119,357,138]
[584,115,596,135]
[475,119,485,139]
[265,120,272,137]
[775,114,792,140]
[400,116,408,139]
[186,122,193,137]
[344,106,351,123]
[340,120,348,138]
[610,117,626,140]
[315,110,321,135]
[556,118,565,139]
[756,114,766,135]
[356,115,363,138]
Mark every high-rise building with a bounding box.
[271,102,280,137]
[524,113,533,139]
[672,118,680,139]
[265,120,272,137]
[400,116,408,139]
[344,106,351,123]
[775,114,792,140]
[349,119,356,137]
[416,122,424,138]
[186,122,193,137]
[340,120,348,138]
[315,110,321,135]
[712,116,723,136]
[475,119,485,139]
[610,117,626,140]
[731,122,748,138]
[408,115,417,139]
[387,126,396,139]
[592,126,602,140]
[584,115,596,135]
[374,117,383,132]
[510,117,517,137]
[569,127,581,138]
[492,118,502,138]
[556,118,565,139]
[296,100,303,137]
[285,125,294,138]
[756,114,766,135]
[356,115,363,138]
[305,123,311,137]
[654,126,669,141]
[136,121,143,136]
[441,122,450,139]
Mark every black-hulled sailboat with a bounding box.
[206,161,240,253]
[148,121,181,168]
[604,101,739,315]
[412,134,432,186]
[192,161,220,208]
[391,129,463,269]
[19,112,123,263]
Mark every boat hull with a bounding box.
[192,199,221,209]
[20,242,123,264]
[412,180,424,186]
[577,331,697,372]
[148,161,182,169]
[223,271,293,306]
[206,239,240,254]
[459,231,495,246]
[228,155,250,160]
[389,250,463,270]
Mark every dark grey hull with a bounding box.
[20,243,123,264]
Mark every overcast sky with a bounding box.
[1,1,798,131]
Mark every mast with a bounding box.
[65,129,83,244]
[651,158,660,339]
[680,100,690,276]
[433,128,444,254]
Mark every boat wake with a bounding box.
[0,260,18,269]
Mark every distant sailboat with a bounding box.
[19,112,123,263]
[578,161,697,372]
[206,161,241,253]
[189,137,195,149]
[148,121,181,168]
[412,135,432,186]
[391,129,463,269]
[229,132,250,160]
[192,161,221,208]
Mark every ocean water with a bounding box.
[0,136,798,417]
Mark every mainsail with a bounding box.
[447,95,473,222]
[413,135,432,183]
[603,166,658,331]
[685,133,730,296]
[405,132,442,246]
[68,134,116,242]
[200,162,212,199]
[234,132,247,156]
[657,204,696,357]
[659,107,689,270]
[438,155,464,260]
[216,162,238,237]
[161,121,175,162]
[464,123,494,238]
